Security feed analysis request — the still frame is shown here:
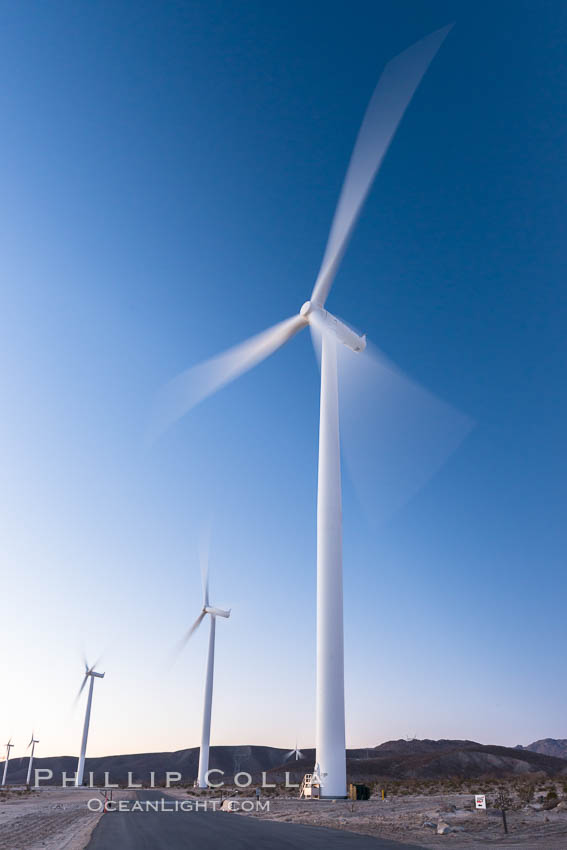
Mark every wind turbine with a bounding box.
[75,659,105,786]
[25,732,39,786]
[1,739,14,786]
[286,741,303,762]
[152,25,467,797]
[176,539,230,789]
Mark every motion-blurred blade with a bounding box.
[340,339,472,525]
[174,612,206,655]
[311,24,452,307]
[148,314,307,443]
[310,320,473,526]
[200,524,211,609]
[75,674,89,704]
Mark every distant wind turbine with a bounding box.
[25,732,39,786]
[176,538,230,789]
[1,739,14,786]
[151,24,470,798]
[75,659,105,786]
[286,742,303,762]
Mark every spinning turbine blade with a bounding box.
[309,318,472,525]
[175,611,206,653]
[311,24,452,307]
[200,526,211,609]
[75,674,89,703]
[149,315,307,442]
[338,334,472,526]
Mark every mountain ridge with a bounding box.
[6,738,567,785]
[520,738,567,760]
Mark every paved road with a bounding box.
[86,790,423,849]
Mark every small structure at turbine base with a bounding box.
[299,773,320,799]
[349,783,371,801]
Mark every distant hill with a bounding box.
[5,745,289,786]
[272,739,567,783]
[522,739,567,760]
[6,739,567,786]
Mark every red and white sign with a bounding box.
[475,794,486,810]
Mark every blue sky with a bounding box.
[1,1,565,760]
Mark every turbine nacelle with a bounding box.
[204,606,231,618]
[76,661,105,703]
[300,301,366,353]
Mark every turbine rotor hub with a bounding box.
[301,301,366,353]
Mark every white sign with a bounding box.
[475,794,486,810]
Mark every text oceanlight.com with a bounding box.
[88,799,270,813]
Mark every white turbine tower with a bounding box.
[75,659,105,787]
[152,26,469,798]
[25,732,39,786]
[1,739,14,787]
[177,541,230,789]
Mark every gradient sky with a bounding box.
[1,1,565,762]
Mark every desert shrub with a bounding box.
[546,789,558,801]
[518,783,535,804]
[494,789,513,811]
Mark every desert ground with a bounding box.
[2,780,566,849]
[168,778,567,849]
[0,787,132,850]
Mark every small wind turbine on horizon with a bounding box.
[75,658,105,787]
[286,742,303,762]
[151,25,471,798]
[176,537,230,789]
[1,739,14,786]
[25,732,39,786]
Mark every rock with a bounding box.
[556,801,567,811]
[423,821,436,829]
[437,821,451,835]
